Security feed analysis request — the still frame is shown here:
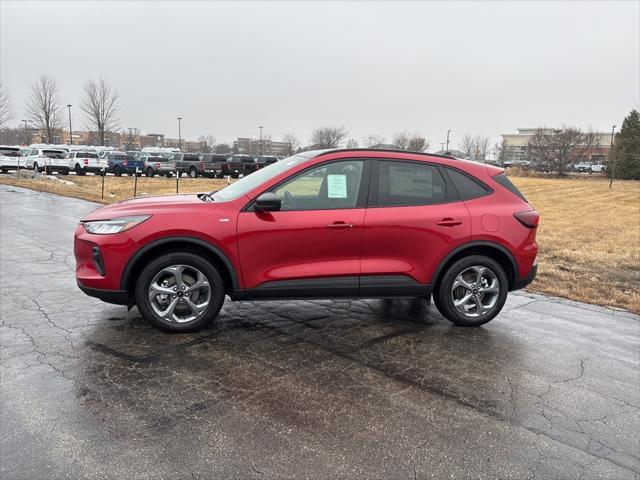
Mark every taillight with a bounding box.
[83,159,88,165]
[514,210,539,228]
[123,161,128,167]
[155,163,161,168]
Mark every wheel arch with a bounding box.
[120,237,240,296]
[432,241,519,291]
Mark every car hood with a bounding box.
[81,193,210,221]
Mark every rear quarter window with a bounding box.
[493,172,528,202]
[445,167,491,200]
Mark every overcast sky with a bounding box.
[1,1,638,149]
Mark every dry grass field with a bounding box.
[1,171,639,313]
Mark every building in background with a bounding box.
[501,128,612,164]
[233,137,289,156]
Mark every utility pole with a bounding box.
[440,142,445,152]
[259,125,263,156]
[609,125,617,189]
[446,129,452,154]
[21,120,30,145]
[177,116,183,151]
[66,104,72,145]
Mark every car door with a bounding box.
[360,159,471,294]
[237,159,371,297]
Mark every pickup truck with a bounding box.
[0,146,25,173]
[142,155,175,177]
[573,161,593,173]
[68,151,108,175]
[24,148,70,174]
[107,153,145,176]
[227,154,256,178]
[171,153,201,178]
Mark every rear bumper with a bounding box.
[77,280,129,305]
[512,264,537,291]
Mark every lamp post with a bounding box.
[21,119,30,145]
[609,125,617,189]
[177,116,182,151]
[445,129,452,154]
[259,125,263,156]
[66,104,72,145]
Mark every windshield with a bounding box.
[211,154,307,202]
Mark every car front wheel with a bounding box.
[434,255,508,327]
[134,252,225,332]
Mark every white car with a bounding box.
[0,146,25,173]
[24,148,70,174]
[590,164,606,174]
[68,151,108,175]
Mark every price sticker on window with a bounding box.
[327,174,348,198]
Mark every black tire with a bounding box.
[134,252,225,333]
[0,168,6,174]
[113,166,122,177]
[189,166,198,178]
[146,168,155,177]
[165,172,173,178]
[33,162,40,173]
[433,255,508,327]
[61,168,69,176]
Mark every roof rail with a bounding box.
[314,148,456,160]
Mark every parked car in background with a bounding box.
[573,161,593,173]
[227,154,255,178]
[107,153,144,176]
[170,153,201,178]
[199,154,231,178]
[68,151,108,175]
[142,155,175,177]
[590,163,606,174]
[255,156,279,169]
[75,148,539,333]
[24,148,70,174]
[0,146,24,173]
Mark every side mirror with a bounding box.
[254,192,281,212]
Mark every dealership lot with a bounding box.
[1,185,639,479]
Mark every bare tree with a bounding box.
[392,131,411,150]
[364,134,385,148]
[528,127,599,176]
[461,134,475,159]
[0,83,13,128]
[81,77,119,146]
[474,135,490,161]
[310,126,347,148]
[408,134,428,152]
[214,143,232,154]
[25,75,63,143]
[122,128,138,150]
[345,138,359,148]
[282,133,300,155]
[493,141,506,164]
[198,134,216,153]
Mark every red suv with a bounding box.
[75,149,539,332]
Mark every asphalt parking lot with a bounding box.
[1,184,639,479]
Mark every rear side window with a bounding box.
[445,167,491,200]
[376,161,446,206]
[493,172,527,201]
[78,153,98,159]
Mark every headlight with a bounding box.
[83,215,150,235]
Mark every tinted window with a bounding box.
[273,160,364,211]
[377,161,446,206]
[493,172,527,201]
[77,153,98,159]
[0,148,21,156]
[43,150,66,159]
[446,168,490,200]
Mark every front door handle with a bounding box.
[326,221,354,229]
[436,218,463,227]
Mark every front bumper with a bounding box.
[512,264,537,291]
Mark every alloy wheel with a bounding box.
[450,266,500,318]
[148,265,211,323]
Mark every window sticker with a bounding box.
[327,174,348,198]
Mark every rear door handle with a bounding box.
[326,221,354,229]
[436,218,463,227]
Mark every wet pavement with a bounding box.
[1,184,639,479]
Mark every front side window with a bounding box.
[377,160,446,206]
[273,160,364,211]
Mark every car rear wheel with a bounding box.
[33,162,40,173]
[113,166,122,177]
[146,167,155,177]
[189,167,198,178]
[434,255,508,327]
[134,252,225,332]
[61,168,69,175]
